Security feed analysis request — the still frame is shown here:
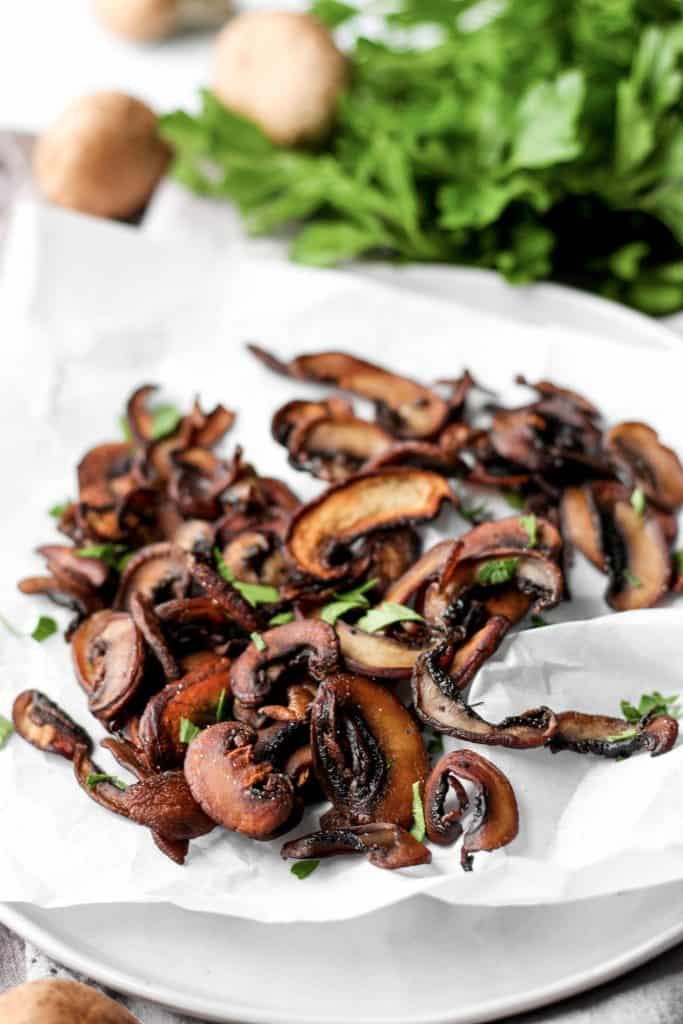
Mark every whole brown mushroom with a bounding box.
[0,979,139,1023]
[95,0,232,42]
[212,12,349,146]
[33,92,170,219]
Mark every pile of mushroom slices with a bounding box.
[13,353,683,876]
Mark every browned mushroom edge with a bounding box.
[71,610,146,725]
[230,619,339,706]
[12,690,92,760]
[184,721,302,839]
[424,749,519,870]
[412,643,557,748]
[335,621,432,679]
[281,823,431,870]
[548,710,678,759]
[605,421,683,511]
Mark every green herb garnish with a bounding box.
[503,492,525,510]
[630,487,646,517]
[268,610,295,626]
[290,859,320,880]
[49,501,70,519]
[621,690,680,723]
[213,547,280,606]
[250,632,267,652]
[410,780,427,843]
[179,717,201,744]
[529,614,548,628]
[31,616,57,642]
[120,415,133,441]
[76,543,130,571]
[320,578,377,625]
[215,688,228,723]
[357,602,424,633]
[150,404,183,441]
[623,568,642,588]
[605,728,639,743]
[0,715,14,749]
[520,513,537,548]
[310,0,358,27]
[86,772,127,791]
[476,558,519,586]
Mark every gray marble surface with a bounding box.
[2,129,683,1023]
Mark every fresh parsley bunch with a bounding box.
[160,0,683,314]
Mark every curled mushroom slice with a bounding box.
[231,620,339,706]
[71,610,146,723]
[281,823,431,870]
[184,722,302,838]
[172,519,215,555]
[115,542,190,611]
[12,690,92,760]
[138,656,234,769]
[516,376,600,419]
[596,492,671,611]
[605,422,683,510]
[413,643,556,748]
[336,621,431,680]
[17,573,101,630]
[271,396,354,447]
[425,749,519,870]
[287,415,394,482]
[186,556,263,632]
[249,345,449,439]
[450,516,562,564]
[286,469,453,581]
[311,674,428,829]
[384,539,457,607]
[560,485,605,570]
[77,442,138,509]
[549,710,678,759]
[130,591,180,680]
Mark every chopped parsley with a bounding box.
[620,690,680,723]
[76,543,130,571]
[0,715,14,749]
[520,513,537,548]
[213,547,279,606]
[31,616,57,642]
[622,567,642,588]
[290,859,320,880]
[250,632,267,652]
[357,602,424,633]
[49,501,70,519]
[605,728,639,743]
[476,557,519,586]
[86,772,127,791]
[179,717,201,744]
[215,688,228,723]
[630,487,646,517]
[410,780,427,843]
[320,578,377,626]
[268,610,295,626]
[503,492,525,510]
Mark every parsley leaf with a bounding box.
[179,717,201,744]
[213,547,279,606]
[630,487,646,517]
[31,616,57,642]
[150,404,182,441]
[503,492,525,510]
[357,602,424,633]
[425,732,444,756]
[310,0,358,27]
[520,513,537,548]
[320,579,377,626]
[86,772,127,791]
[215,688,228,723]
[623,568,642,588]
[76,543,130,571]
[605,728,639,743]
[49,501,70,519]
[0,715,14,749]
[529,614,548,628]
[621,691,680,722]
[476,558,519,586]
[410,780,427,843]
[250,632,267,652]
[268,610,295,626]
[290,859,320,880]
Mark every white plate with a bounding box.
[2,267,681,1023]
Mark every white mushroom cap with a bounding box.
[95,0,233,42]
[33,91,170,219]
[213,11,349,146]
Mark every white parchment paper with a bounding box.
[1,200,683,922]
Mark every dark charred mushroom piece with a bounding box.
[130,591,180,680]
[184,722,302,838]
[549,710,678,758]
[412,643,556,748]
[115,543,191,612]
[515,376,600,419]
[248,345,449,439]
[286,469,453,581]
[605,422,683,510]
[138,656,234,769]
[271,396,354,447]
[311,674,428,829]
[336,621,431,680]
[77,442,138,509]
[186,556,263,632]
[281,823,431,870]
[12,690,92,760]
[425,749,519,870]
[71,610,146,723]
[231,620,339,706]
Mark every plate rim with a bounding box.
[2,264,681,1024]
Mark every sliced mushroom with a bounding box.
[37,544,110,590]
[77,442,138,509]
[271,396,354,447]
[384,539,457,607]
[311,674,428,829]
[549,710,678,758]
[595,491,671,611]
[286,469,453,581]
[12,690,92,759]
[605,422,683,510]
[172,519,216,555]
[364,526,422,594]
[184,722,302,838]
[71,610,146,723]
[560,485,606,570]
[186,555,264,632]
[138,656,234,769]
[17,573,101,630]
[130,591,180,680]
[281,823,431,870]
[287,414,394,482]
[115,542,191,611]
[230,619,339,706]
[336,621,431,679]
[424,749,519,870]
[249,345,449,439]
[413,643,556,748]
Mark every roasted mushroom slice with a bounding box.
[595,491,671,611]
[130,591,180,680]
[138,656,234,769]
[271,396,354,446]
[413,643,556,748]
[560,485,605,570]
[184,722,302,838]
[281,823,431,870]
[424,749,519,870]
[12,690,92,759]
[77,442,138,509]
[336,621,431,679]
[71,610,146,723]
[549,710,678,759]
[186,556,263,632]
[286,469,452,581]
[605,422,683,510]
[311,674,428,829]
[287,414,393,482]
[249,346,449,439]
[231,620,339,706]
[115,542,191,611]
[17,573,101,631]
[384,539,457,607]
